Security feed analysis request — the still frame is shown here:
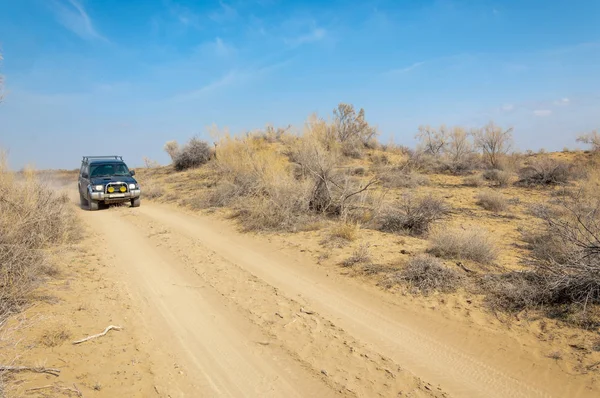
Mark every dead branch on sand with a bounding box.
[72,325,122,345]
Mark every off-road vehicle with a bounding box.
[78,155,141,211]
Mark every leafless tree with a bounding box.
[576,130,600,152]
[163,140,179,162]
[332,103,377,157]
[446,127,473,163]
[415,125,449,156]
[472,122,513,169]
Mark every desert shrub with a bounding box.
[577,130,600,152]
[378,167,429,188]
[212,134,313,231]
[143,180,164,199]
[163,140,179,162]
[397,255,463,294]
[204,181,242,208]
[482,271,548,312]
[415,125,449,156]
[472,122,513,169]
[233,179,312,232]
[523,194,600,310]
[332,103,378,158]
[476,190,509,212]
[482,169,511,187]
[143,157,160,168]
[437,154,480,175]
[173,137,212,171]
[463,174,486,187]
[378,195,449,236]
[289,122,378,218]
[516,157,575,186]
[341,243,372,267]
[428,227,498,264]
[0,155,79,321]
[330,222,360,242]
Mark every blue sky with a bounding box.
[0,0,599,169]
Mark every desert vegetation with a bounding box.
[0,153,80,323]
[142,102,600,331]
[0,151,80,392]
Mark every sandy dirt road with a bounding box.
[76,202,596,398]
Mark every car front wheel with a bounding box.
[131,197,141,208]
[79,192,88,208]
[89,200,99,211]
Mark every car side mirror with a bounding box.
[130,170,136,176]
[82,172,88,178]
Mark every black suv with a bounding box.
[78,155,141,210]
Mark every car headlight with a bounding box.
[129,183,137,190]
[94,185,103,191]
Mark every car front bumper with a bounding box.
[90,189,141,202]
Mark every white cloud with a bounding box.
[214,37,235,57]
[284,27,326,47]
[554,97,570,106]
[501,104,514,112]
[387,62,425,75]
[51,0,107,41]
[168,2,201,28]
[533,109,552,117]
[209,1,238,23]
[169,59,291,103]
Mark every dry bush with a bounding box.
[472,122,513,169]
[522,193,600,311]
[341,243,372,267]
[332,103,378,158]
[577,130,600,152]
[173,137,212,171]
[233,182,312,232]
[330,222,360,242]
[163,140,179,162]
[143,157,160,168]
[378,194,449,236]
[476,190,509,212]
[463,174,486,187]
[516,157,576,186]
[482,169,511,187]
[482,271,548,312]
[378,167,429,188]
[288,120,378,218]
[428,227,498,264]
[39,324,71,347]
[0,153,79,322]
[394,255,463,294]
[204,181,243,208]
[415,125,449,156]
[142,180,164,199]
[214,135,313,231]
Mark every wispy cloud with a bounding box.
[387,61,425,75]
[554,97,570,106]
[209,1,238,23]
[284,26,327,47]
[169,59,291,103]
[199,37,236,57]
[51,0,107,41]
[167,1,201,28]
[533,109,552,117]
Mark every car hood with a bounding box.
[90,176,138,185]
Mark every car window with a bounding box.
[90,163,130,177]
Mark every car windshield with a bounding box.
[90,163,130,177]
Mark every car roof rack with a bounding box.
[82,155,123,162]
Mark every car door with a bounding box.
[78,163,89,197]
